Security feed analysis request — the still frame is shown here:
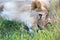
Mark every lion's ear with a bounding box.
[36,1,42,11]
[44,6,49,12]
[31,1,36,10]
[31,1,42,11]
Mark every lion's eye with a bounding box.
[39,14,42,19]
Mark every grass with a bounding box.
[0,13,60,40]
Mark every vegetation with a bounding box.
[0,17,60,40]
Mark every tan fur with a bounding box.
[31,0,50,11]
[31,1,42,11]
[37,11,51,28]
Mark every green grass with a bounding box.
[0,16,60,40]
